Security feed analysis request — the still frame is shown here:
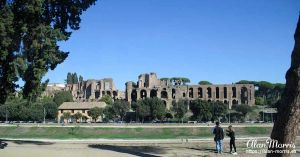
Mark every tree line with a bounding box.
[61,97,256,124]
[66,72,83,84]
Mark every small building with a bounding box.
[58,102,107,123]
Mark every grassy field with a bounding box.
[0,126,275,139]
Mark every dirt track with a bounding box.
[1,140,299,157]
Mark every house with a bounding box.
[58,102,107,123]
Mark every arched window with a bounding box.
[241,87,248,104]
[198,87,203,98]
[232,87,236,98]
[150,89,157,98]
[131,90,137,102]
[216,87,219,99]
[161,91,168,99]
[140,90,147,99]
[207,87,212,98]
[223,87,227,99]
[172,89,176,99]
[189,88,193,98]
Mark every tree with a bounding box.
[255,96,265,105]
[53,91,73,106]
[73,112,82,123]
[67,72,73,84]
[44,101,58,120]
[79,75,83,82]
[112,100,130,121]
[165,112,173,122]
[88,107,103,122]
[135,99,150,122]
[62,112,71,123]
[103,106,116,122]
[149,98,166,121]
[99,95,113,105]
[267,16,300,157]
[0,6,19,104]
[0,1,96,104]
[172,99,188,123]
[232,104,252,118]
[72,73,78,84]
[29,103,44,122]
[211,101,227,121]
[160,78,170,81]
[236,80,285,106]
[198,81,212,85]
[190,100,212,122]
[170,77,190,85]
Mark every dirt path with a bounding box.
[1,140,299,157]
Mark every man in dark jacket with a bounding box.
[213,121,224,153]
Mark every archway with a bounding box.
[232,99,238,105]
[207,87,212,98]
[150,89,157,98]
[113,91,118,99]
[241,87,248,104]
[232,87,237,98]
[106,91,111,96]
[198,87,203,98]
[161,91,168,99]
[131,90,137,102]
[95,91,100,99]
[172,89,176,99]
[189,88,193,98]
[216,87,220,99]
[140,90,147,99]
[223,87,227,99]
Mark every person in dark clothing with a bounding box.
[213,122,224,153]
[0,139,7,149]
[226,125,237,154]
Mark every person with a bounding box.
[213,121,224,154]
[226,125,237,155]
[0,139,8,149]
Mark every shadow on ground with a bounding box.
[88,144,165,157]
[3,139,54,145]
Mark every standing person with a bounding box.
[213,121,224,154]
[226,125,237,155]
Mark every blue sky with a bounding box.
[45,0,300,90]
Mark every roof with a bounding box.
[58,102,107,110]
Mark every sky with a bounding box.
[45,0,300,90]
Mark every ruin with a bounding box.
[125,73,255,109]
[65,78,124,101]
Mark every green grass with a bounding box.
[0,126,275,139]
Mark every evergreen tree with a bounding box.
[72,73,78,84]
[67,72,72,84]
[0,0,97,104]
[79,75,83,82]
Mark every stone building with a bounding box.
[65,78,124,101]
[58,102,107,123]
[125,73,255,109]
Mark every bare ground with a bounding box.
[0,139,299,157]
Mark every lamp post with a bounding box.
[5,106,8,123]
[263,107,265,122]
[43,107,46,124]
